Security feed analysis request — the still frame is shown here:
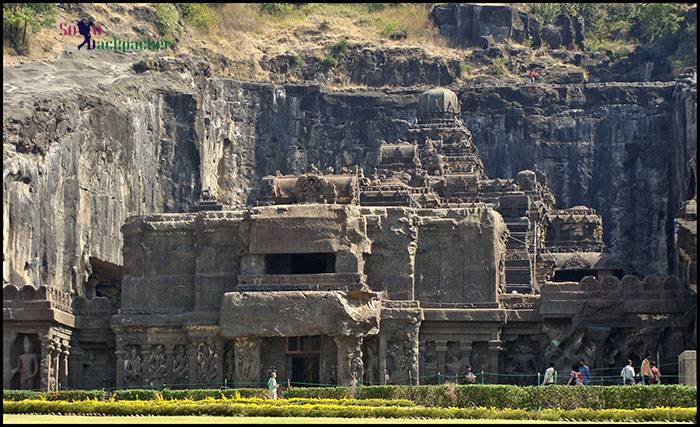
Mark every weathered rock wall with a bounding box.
[3,76,696,290]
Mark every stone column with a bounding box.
[406,328,420,386]
[3,331,17,389]
[59,341,70,390]
[233,337,261,387]
[115,350,126,388]
[51,344,61,391]
[165,346,174,387]
[488,340,503,384]
[378,335,387,385]
[39,335,54,391]
[187,344,199,388]
[334,335,363,387]
[142,347,153,387]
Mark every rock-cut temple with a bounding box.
[3,88,696,390]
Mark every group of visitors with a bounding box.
[621,352,662,385]
[541,353,662,386]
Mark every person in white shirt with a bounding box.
[542,362,556,385]
[621,360,636,385]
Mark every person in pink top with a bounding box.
[650,361,661,384]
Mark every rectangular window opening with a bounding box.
[265,253,335,275]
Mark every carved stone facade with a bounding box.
[3,88,696,390]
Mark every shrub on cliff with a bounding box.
[2,3,58,55]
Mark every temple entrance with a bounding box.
[290,356,320,386]
[287,336,322,387]
[265,253,336,274]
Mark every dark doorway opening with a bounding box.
[291,356,320,387]
[552,269,597,282]
[265,253,336,274]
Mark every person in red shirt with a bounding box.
[528,69,536,83]
[650,361,661,384]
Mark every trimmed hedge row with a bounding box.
[5,384,696,410]
[3,399,696,422]
[284,384,698,410]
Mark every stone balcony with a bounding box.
[236,273,367,292]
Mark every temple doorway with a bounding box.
[287,336,322,386]
[290,355,320,386]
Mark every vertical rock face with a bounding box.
[3,87,202,292]
[429,3,583,49]
[3,74,696,289]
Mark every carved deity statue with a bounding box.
[195,342,218,384]
[385,341,403,383]
[444,341,465,380]
[148,344,168,385]
[420,341,438,384]
[172,345,188,385]
[124,346,143,387]
[363,339,378,385]
[13,337,39,390]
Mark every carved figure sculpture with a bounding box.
[385,341,401,383]
[420,340,438,384]
[363,338,379,385]
[444,341,465,380]
[148,344,168,385]
[195,342,218,384]
[350,353,364,387]
[124,346,143,387]
[13,337,39,390]
[172,345,188,386]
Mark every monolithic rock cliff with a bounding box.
[3,4,697,294]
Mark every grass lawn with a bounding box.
[2,415,690,424]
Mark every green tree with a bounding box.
[3,3,57,54]
[632,3,685,43]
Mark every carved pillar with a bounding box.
[2,331,17,389]
[142,347,153,387]
[39,335,55,391]
[233,337,261,387]
[115,350,126,388]
[59,341,70,390]
[406,327,420,385]
[378,335,387,385]
[488,340,503,384]
[334,335,363,387]
[165,346,174,387]
[187,344,198,388]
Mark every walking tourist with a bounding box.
[578,359,591,385]
[542,362,555,385]
[267,371,279,399]
[640,352,652,384]
[650,361,661,384]
[567,364,580,385]
[464,365,477,384]
[621,360,635,385]
[528,69,537,83]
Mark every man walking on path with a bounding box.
[579,359,591,385]
[267,371,279,399]
[621,360,635,385]
[542,362,556,385]
[640,352,652,384]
